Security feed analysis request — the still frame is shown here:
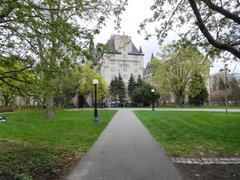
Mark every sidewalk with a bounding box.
[67,109,184,180]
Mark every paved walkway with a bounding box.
[67,110,184,180]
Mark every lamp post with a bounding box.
[93,79,99,122]
[151,89,155,111]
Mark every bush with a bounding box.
[131,83,160,106]
[0,106,14,113]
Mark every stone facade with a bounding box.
[170,157,240,165]
[99,35,144,86]
[209,71,240,93]
[143,53,154,83]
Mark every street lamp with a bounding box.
[151,89,155,111]
[93,79,99,122]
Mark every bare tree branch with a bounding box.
[201,0,240,24]
[188,0,240,59]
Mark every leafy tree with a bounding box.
[211,76,231,109]
[53,63,107,108]
[0,0,127,118]
[142,0,240,60]
[150,57,171,105]
[131,82,160,106]
[152,39,209,108]
[0,85,15,106]
[229,78,240,105]
[188,73,208,106]
[0,56,34,95]
[0,56,36,106]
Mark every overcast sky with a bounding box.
[95,0,239,75]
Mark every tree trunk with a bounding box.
[225,94,228,114]
[3,94,11,107]
[176,95,185,108]
[3,95,9,107]
[45,93,54,119]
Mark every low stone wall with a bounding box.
[170,157,240,165]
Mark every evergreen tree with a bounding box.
[109,74,126,104]
[188,73,208,106]
[109,76,118,100]
[127,74,136,100]
[219,78,226,90]
[136,75,143,87]
[117,74,126,104]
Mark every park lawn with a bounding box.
[0,110,116,180]
[135,111,240,157]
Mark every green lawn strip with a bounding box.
[134,111,240,157]
[155,105,240,109]
[0,110,116,179]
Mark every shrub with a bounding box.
[0,106,14,113]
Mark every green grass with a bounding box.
[0,110,116,179]
[135,111,240,157]
[155,105,240,109]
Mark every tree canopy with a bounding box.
[131,82,160,106]
[0,0,128,118]
[188,73,208,106]
[152,39,209,107]
[141,0,240,60]
[109,74,126,104]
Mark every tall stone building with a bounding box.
[209,71,240,93]
[143,53,155,83]
[99,35,144,86]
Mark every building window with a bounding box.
[123,67,127,72]
[134,56,138,59]
[134,62,138,66]
[123,74,127,79]
[111,60,115,65]
[123,54,126,59]
[134,68,138,73]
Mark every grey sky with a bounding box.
[95,0,240,75]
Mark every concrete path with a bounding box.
[67,110,184,180]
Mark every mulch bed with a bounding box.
[176,164,240,180]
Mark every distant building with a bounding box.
[98,35,144,86]
[209,71,240,93]
[143,53,155,83]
